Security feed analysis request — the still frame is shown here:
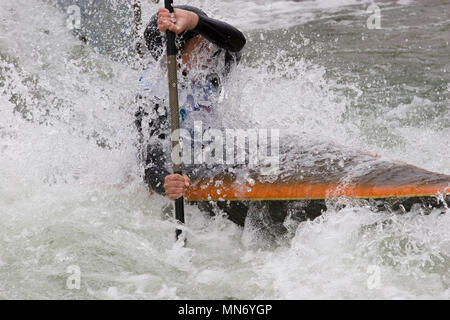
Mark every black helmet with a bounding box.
[144,5,208,61]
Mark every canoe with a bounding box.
[183,139,450,227]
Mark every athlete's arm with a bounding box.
[135,95,173,196]
[158,8,246,52]
[194,15,246,52]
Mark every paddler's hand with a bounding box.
[164,174,191,200]
[157,8,199,35]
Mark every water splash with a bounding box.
[0,0,449,300]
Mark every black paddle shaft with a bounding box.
[164,0,185,240]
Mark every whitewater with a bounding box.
[0,0,449,299]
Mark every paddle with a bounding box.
[164,0,185,241]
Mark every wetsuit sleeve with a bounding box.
[135,95,171,195]
[144,143,170,195]
[194,15,246,52]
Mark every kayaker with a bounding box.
[135,5,246,200]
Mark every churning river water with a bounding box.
[0,0,449,299]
